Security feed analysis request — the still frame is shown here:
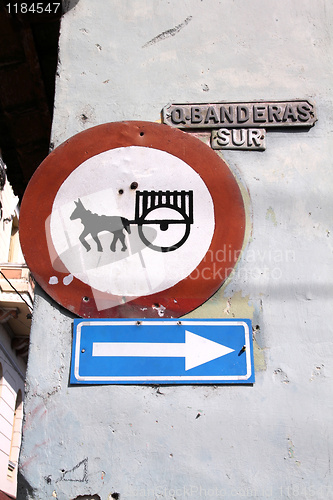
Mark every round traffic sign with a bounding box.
[20,121,245,318]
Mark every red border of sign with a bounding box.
[20,121,246,318]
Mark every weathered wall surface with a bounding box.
[19,1,333,499]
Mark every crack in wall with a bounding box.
[143,16,192,48]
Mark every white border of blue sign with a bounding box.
[70,319,255,385]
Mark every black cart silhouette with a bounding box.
[132,189,193,253]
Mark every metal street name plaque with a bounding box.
[70,318,255,385]
[211,128,266,151]
[162,100,316,129]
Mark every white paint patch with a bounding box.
[152,303,166,317]
[50,146,214,297]
[49,276,58,285]
[63,274,74,286]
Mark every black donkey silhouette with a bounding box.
[70,199,131,252]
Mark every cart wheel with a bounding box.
[138,206,191,252]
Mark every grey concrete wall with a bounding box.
[19,1,333,499]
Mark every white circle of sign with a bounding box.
[50,146,214,298]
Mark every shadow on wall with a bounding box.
[17,472,103,500]
[16,471,36,500]
[62,0,81,13]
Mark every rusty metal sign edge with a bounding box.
[19,121,246,319]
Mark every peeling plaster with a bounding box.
[265,206,278,226]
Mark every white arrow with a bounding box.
[92,330,234,371]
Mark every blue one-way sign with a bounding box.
[70,319,255,384]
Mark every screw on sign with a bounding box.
[19,121,246,318]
